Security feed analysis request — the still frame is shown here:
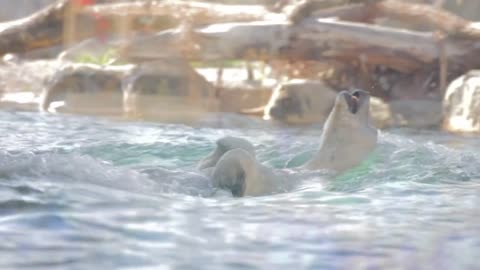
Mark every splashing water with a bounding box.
[0,110,479,269]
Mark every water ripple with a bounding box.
[0,110,479,269]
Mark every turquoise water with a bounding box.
[0,110,480,269]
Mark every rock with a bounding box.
[369,96,393,129]
[0,59,60,111]
[336,96,441,130]
[256,78,442,129]
[389,99,443,129]
[40,59,220,123]
[443,71,480,133]
[349,97,442,130]
[217,79,274,113]
[41,62,131,116]
[196,67,275,113]
[123,59,219,123]
[259,79,390,128]
[0,59,59,91]
[263,79,337,125]
[33,60,282,124]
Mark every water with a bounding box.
[0,110,479,269]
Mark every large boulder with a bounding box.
[196,67,274,113]
[369,97,393,129]
[123,59,219,123]
[257,79,443,129]
[0,58,59,111]
[218,82,273,113]
[263,79,337,125]
[259,79,392,128]
[389,99,443,129]
[41,62,130,116]
[443,71,480,133]
[40,59,220,123]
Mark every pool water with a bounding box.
[0,110,479,269]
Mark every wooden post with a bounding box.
[63,1,78,48]
[436,32,448,97]
[118,14,133,44]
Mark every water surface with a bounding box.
[0,110,479,269]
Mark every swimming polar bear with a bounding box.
[210,148,289,197]
[302,89,378,171]
[198,136,289,196]
[209,89,378,197]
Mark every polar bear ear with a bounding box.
[216,137,229,151]
[198,137,234,170]
[197,145,224,170]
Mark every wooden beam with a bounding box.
[291,0,480,39]
[122,18,474,71]
[81,1,286,25]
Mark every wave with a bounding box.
[0,152,214,203]
[0,126,478,209]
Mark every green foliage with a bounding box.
[75,49,124,66]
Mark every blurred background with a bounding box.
[1,0,480,132]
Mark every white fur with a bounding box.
[211,148,286,197]
[197,136,255,176]
[302,90,378,172]
[204,91,377,196]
